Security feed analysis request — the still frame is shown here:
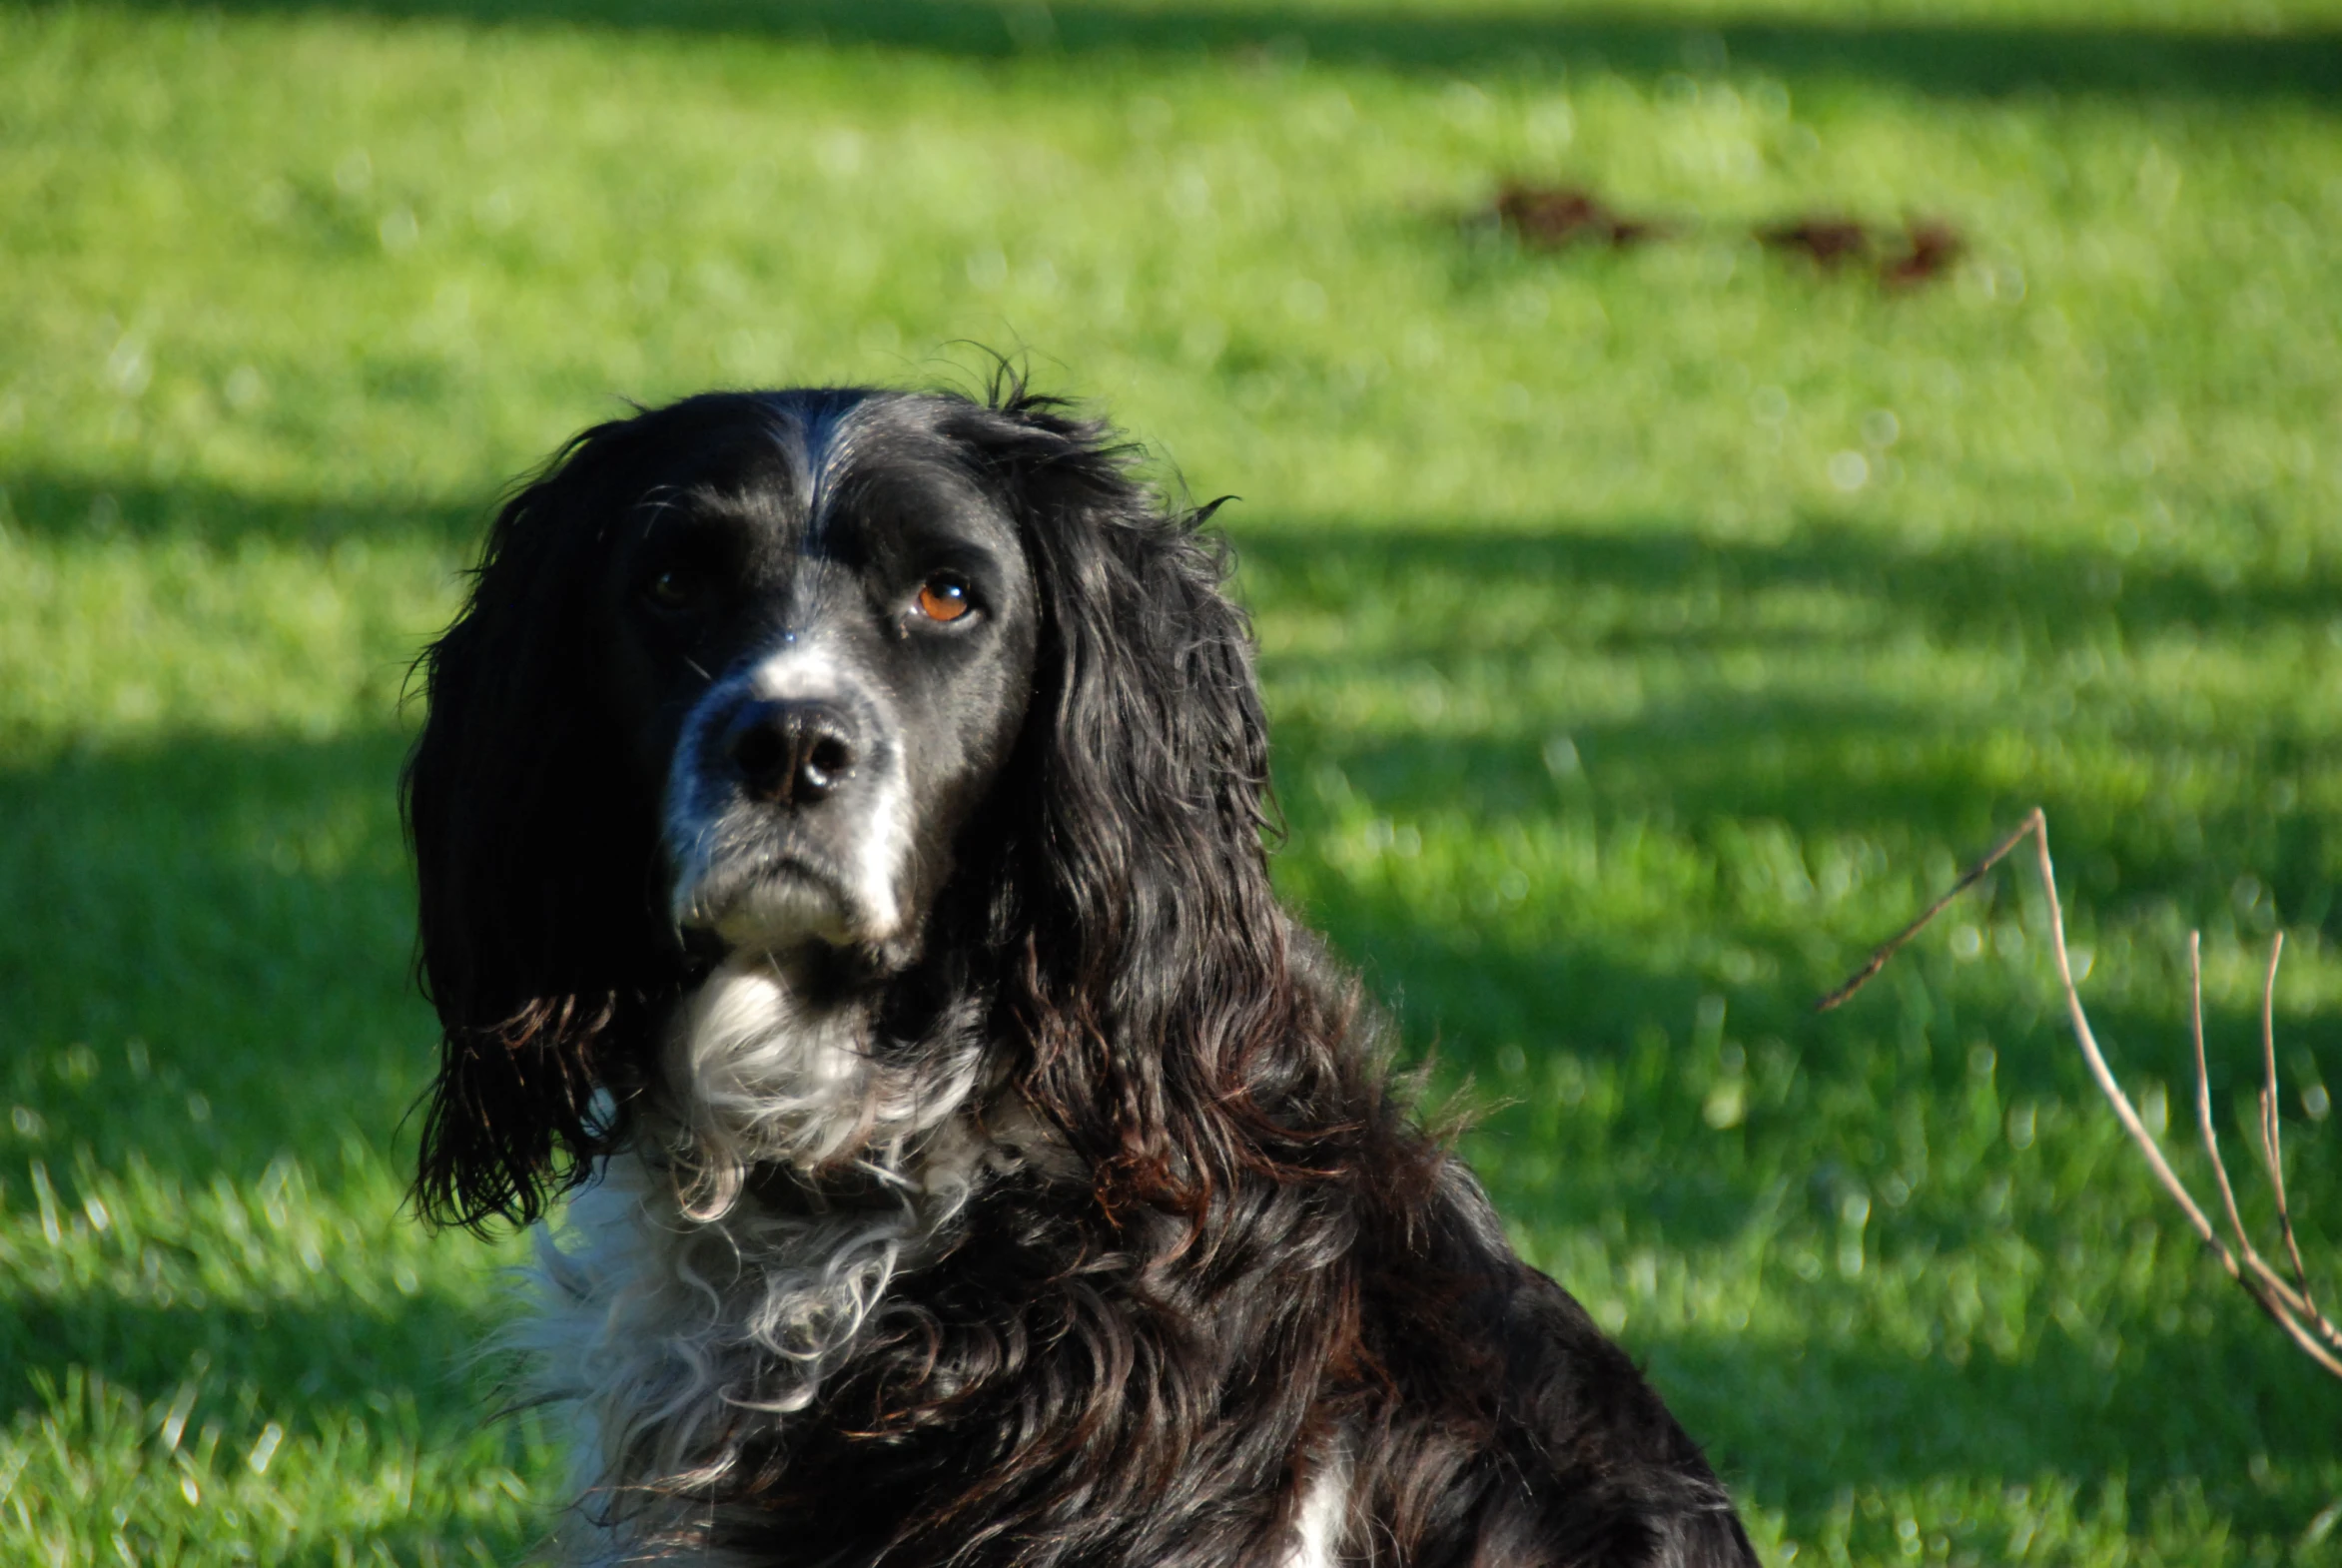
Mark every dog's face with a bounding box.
[594,397,1042,961]
[407,384,1278,1229]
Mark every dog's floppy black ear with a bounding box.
[949,387,1348,1217]
[401,419,666,1232]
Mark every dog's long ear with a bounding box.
[950,389,1351,1219]
[401,420,666,1232]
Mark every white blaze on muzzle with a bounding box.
[664,635,912,949]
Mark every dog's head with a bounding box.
[606,391,1045,960]
[406,384,1311,1230]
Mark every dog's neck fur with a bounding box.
[525,952,1024,1562]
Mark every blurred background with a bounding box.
[3,1,2339,1562]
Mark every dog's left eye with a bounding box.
[643,566,705,612]
[914,574,973,623]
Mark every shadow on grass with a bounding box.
[1304,852,2338,1229]
[37,0,2342,100]
[1235,518,2342,665]
[1282,704,2339,935]
[1239,518,2342,875]
[0,728,430,1177]
[4,1285,547,1564]
[0,469,482,552]
[1,1290,502,1423]
[1653,1314,2337,1541]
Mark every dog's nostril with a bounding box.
[797,734,854,801]
[723,700,857,807]
[731,723,792,788]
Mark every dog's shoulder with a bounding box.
[1423,1166,1759,1568]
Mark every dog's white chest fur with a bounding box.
[521,956,994,1557]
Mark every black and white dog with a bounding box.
[404,383,1758,1567]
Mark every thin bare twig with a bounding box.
[2193,934,2260,1286]
[1818,809,2342,1379]
[2260,933,2331,1340]
[1813,810,2042,1014]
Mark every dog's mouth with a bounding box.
[672,846,870,954]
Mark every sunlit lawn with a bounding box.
[4,0,2340,1562]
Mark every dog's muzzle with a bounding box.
[666,658,908,951]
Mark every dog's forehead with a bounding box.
[651,395,1010,560]
[809,398,1015,557]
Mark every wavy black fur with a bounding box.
[403,377,1759,1567]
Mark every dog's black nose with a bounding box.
[723,699,858,806]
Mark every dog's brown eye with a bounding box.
[645,567,701,611]
[915,575,972,623]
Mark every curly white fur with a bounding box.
[665,953,986,1217]
[522,953,1029,1563]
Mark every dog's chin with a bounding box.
[677,864,897,958]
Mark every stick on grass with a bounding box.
[1818,809,2342,1380]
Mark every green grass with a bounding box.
[4,0,2341,1562]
